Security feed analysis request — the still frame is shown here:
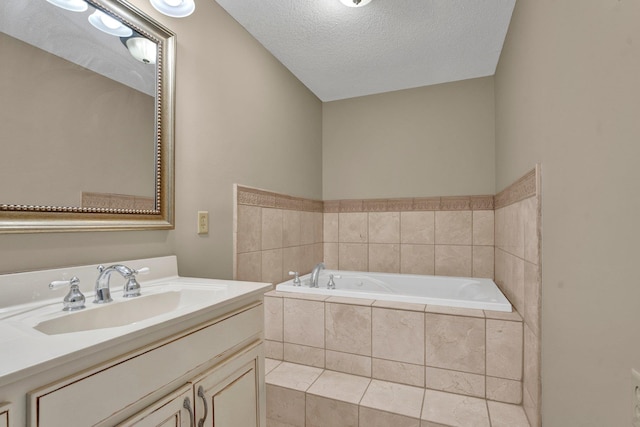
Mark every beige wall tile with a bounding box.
[339,212,368,243]
[262,208,283,250]
[359,407,421,427]
[473,210,495,245]
[472,245,494,279]
[327,296,375,306]
[401,211,435,244]
[283,298,325,348]
[282,246,303,278]
[523,387,540,427]
[369,212,400,243]
[323,242,339,270]
[283,210,301,247]
[313,212,323,244]
[305,395,358,427]
[266,385,305,427]
[372,358,425,387]
[325,350,372,377]
[522,196,539,264]
[425,305,484,318]
[265,359,281,377]
[326,302,372,356]
[425,366,485,398]
[266,361,323,391]
[425,313,485,374]
[421,390,490,427]
[524,261,541,337]
[300,211,315,245]
[501,203,524,258]
[360,380,425,419]
[283,343,325,368]
[435,211,472,245]
[372,307,425,365]
[369,244,400,273]
[524,323,541,411]
[323,213,339,242]
[486,376,522,404]
[373,300,426,312]
[496,250,525,316]
[237,204,261,253]
[237,251,261,282]
[486,319,523,380]
[265,340,283,360]
[307,370,370,404]
[400,244,435,275]
[264,295,283,341]
[338,243,368,271]
[262,249,283,284]
[487,401,531,427]
[435,245,472,277]
[300,244,315,274]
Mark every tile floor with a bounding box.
[265,359,530,427]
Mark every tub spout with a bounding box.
[309,262,325,288]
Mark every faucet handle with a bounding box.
[288,271,301,286]
[123,267,148,298]
[49,276,86,311]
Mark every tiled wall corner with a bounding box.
[234,185,324,284]
[494,165,542,427]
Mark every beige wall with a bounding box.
[1,32,155,206]
[0,0,322,277]
[322,77,495,200]
[495,0,640,425]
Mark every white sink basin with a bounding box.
[4,282,228,336]
[34,288,217,335]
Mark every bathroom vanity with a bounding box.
[0,256,271,426]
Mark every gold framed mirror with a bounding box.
[0,0,175,233]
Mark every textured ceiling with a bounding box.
[215,0,516,101]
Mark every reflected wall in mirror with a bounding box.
[0,0,175,232]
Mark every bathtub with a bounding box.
[276,270,512,312]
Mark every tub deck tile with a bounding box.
[265,360,530,427]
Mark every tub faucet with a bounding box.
[95,264,148,303]
[309,262,325,288]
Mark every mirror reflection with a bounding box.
[1,0,158,211]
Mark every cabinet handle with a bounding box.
[197,386,208,427]
[183,397,194,427]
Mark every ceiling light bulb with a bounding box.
[89,10,133,37]
[46,0,88,12]
[149,0,195,18]
[339,0,372,7]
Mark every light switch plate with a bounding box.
[197,211,209,234]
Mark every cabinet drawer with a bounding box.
[29,304,263,427]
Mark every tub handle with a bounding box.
[327,274,339,289]
[288,271,301,286]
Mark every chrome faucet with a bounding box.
[309,262,325,288]
[94,264,148,303]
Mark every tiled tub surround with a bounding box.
[264,292,529,427]
[494,167,542,427]
[265,291,524,403]
[323,197,495,279]
[234,185,324,284]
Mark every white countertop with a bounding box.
[0,256,271,387]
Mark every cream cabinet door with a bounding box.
[194,344,263,427]
[117,385,194,427]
